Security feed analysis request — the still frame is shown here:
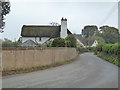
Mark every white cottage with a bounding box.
[75,35,98,47]
[21,18,72,45]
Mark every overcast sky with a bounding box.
[2,0,118,41]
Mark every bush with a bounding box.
[52,38,65,47]
[111,44,118,55]
[96,42,105,52]
[102,44,119,55]
[45,41,52,47]
[88,47,95,52]
[102,44,112,54]
[65,40,71,47]
[65,35,76,47]
[2,38,21,48]
[76,46,88,54]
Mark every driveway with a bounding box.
[2,53,118,88]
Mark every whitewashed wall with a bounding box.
[91,40,98,47]
[22,37,50,44]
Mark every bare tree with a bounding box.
[49,22,59,26]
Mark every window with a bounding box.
[39,37,41,41]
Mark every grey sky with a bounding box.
[2,1,118,41]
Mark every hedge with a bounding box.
[52,38,65,47]
[98,44,120,55]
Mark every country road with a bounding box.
[2,53,118,88]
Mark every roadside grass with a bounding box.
[96,52,120,67]
[3,55,78,76]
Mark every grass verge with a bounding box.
[96,52,120,67]
[3,55,79,76]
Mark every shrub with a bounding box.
[65,35,76,47]
[65,40,71,47]
[102,44,119,55]
[2,40,21,47]
[52,38,65,47]
[111,44,120,55]
[96,42,105,52]
[88,47,95,52]
[76,46,88,54]
[102,44,111,54]
[45,41,52,47]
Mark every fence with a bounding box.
[2,47,78,71]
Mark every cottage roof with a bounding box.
[21,25,72,38]
[75,35,95,46]
[18,39,37,47]
[81,39,95,46]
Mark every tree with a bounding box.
[90,35,105,43]
[0,0,10,32]
[2,38,21,47]
[49,22,59,26]
[99,25,119,34]
[65,35,76,47]
[82,25,98,38]
[96,42,105,52]
[96,25,119,44]
[52,38,65,47]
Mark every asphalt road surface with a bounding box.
[2,53,118,88]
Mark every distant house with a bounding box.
[75,35,98,47]
[20,18,72,45]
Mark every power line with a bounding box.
[99,3,118,25]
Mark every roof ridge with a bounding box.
[23,25,61,27]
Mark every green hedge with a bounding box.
[51,35,76,47]
[95,44,120,67]
[95,43,119,55]
[95,42,105,52]
[52,38,65,47]
[102,44,119,55]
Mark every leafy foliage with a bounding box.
[76,46,88,54]
[87,47,96,52]
[97,53,120,67]
[96,25,119,44]
[102,44,112,54]
[90,36,105,43]
[81,25,119,44]
[2,38,21,47]
[51,35,77,47]
[95,43,119,55]
[45,41,52,47]
[82,25,98,38]
[52,38,65,47]
[95,42,105,52]
[65,35,76,47]
[0,1,11,30]
[65,40,71,47]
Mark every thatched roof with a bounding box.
[80,38,95,46]
[75,34,95,46]
[21,25,72,38]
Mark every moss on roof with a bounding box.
[21,25,60,38]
